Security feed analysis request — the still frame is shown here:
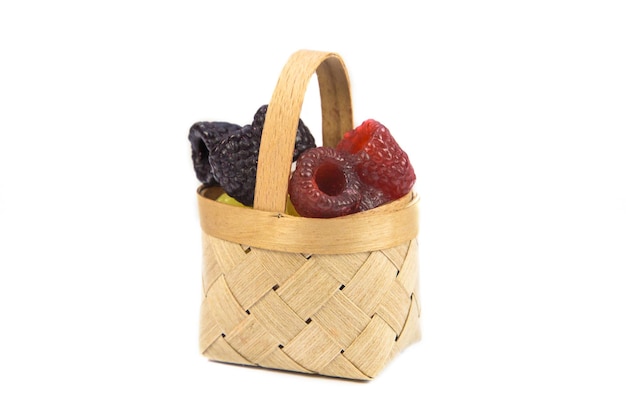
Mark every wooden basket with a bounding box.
[197,50,421,380]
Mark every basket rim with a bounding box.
[197,185,419,255]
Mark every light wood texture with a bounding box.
[198,186,419,254]
[196,49,421,380]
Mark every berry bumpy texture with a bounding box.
[289,119,416,218]
[337,119,415,200]
[188,121,241,185]
[288,147,361,218]
[210,125,260,206]
[189,105,316,206]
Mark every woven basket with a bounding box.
[197,50,421,380]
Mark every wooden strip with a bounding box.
[198,187,419,255]
[312,292,370,349]
[225,315,280,363]
[319,354,370,381]
[201,232,222,295]
[203,337,252,366]
[205,233,248,274]
[199,296,221,353]
[249,290,307,342]
[312,252,369,284]
[316,56,353,148]
[205,275,248,335]
[254,248,307,285]
[282,321,342,372]
[396,239,419,295]
[222,250,277,310]
[341,251,399,316]
[392,295,422,356]
[257,349,313,375]
[381,241,410,271]
[375,281,412,336]
[275,261,341,320]
[343,315,397,378]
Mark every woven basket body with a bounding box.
[197,50,421,380]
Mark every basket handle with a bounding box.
[253,50,353,212]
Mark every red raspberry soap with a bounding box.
[337,119,416,200]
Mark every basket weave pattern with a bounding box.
[200,232,421,380]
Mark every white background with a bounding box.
[1,1,625,415]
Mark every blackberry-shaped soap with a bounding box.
[190,105,317,206]
[188,121,241,186]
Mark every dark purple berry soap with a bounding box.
[188,105,316,206]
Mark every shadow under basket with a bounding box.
[196,50,421,381]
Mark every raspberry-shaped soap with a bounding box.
[288,147,361,218]
[337,119,415,200]
[358,183,391,211]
